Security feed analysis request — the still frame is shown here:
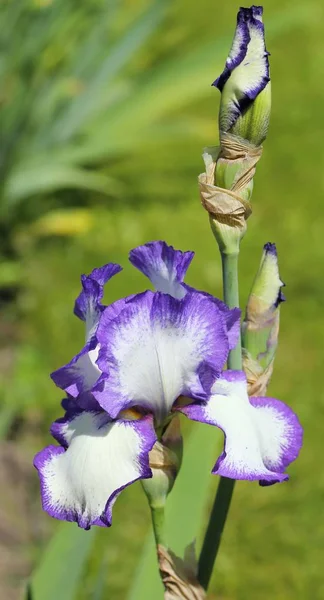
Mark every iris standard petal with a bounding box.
[179,371,303,484]
[94,290,230,421]
[34,411,156,529]
[129,241,194,300]
[74,263,122,341]
[130,241,240,354]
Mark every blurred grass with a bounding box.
[1,0,324,598]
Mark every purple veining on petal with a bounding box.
[129,241,194,300]
[94,289,230,420]
[183,284,241,351]
[214,301,241,350]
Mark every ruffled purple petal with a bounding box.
[220,303,241,350]
[34,411,156,530]
[51,342,101,400]
[179,370,303,484]
[129,241,194,300]
[51,297,128,402]
[93,289,230,421]
[183,285,241,351]
[74,263,122,341]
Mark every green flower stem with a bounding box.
[198,250,242,590]
[221,252,242,370]
[150,505,166,547]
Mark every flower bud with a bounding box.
[141,415,183,508]
[242,242,285,395]
[213,5,271,147]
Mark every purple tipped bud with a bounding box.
[242,242,285,395]
[213,6,271,146]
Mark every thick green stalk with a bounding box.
[150,505,166,547]
[198,250,242,590]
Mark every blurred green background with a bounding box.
[1,0,324,598]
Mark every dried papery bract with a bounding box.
[199,133,262,254]
[158,544,206,600]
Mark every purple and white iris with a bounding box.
[213,5,270,139]
[34,241,302,530]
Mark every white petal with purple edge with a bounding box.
[129,241,194,300]
[94,291,229,421]
[179,371,303,484]
[34,412,156,529]
[51,298,128,399]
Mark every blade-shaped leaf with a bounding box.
[128,421,219,600]
[24,582,33,600]
[48,0,169,144]
[30,523,96,600]
[3,164,121,213]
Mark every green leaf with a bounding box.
[91,557,107,600]
[48,0,169,144]
[24,582,33,600]
[3,164,121,213]
[128,421,219,600]
[0,404,18,439]
[0,260,22,287]
[30,523,96,600]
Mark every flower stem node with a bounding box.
[198,134,262,254]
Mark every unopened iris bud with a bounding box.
[199,7,270,255]
[213,5,271,147]
[141,415,183,509]
[242,242,285,395]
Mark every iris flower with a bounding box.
[34,241,302,529]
